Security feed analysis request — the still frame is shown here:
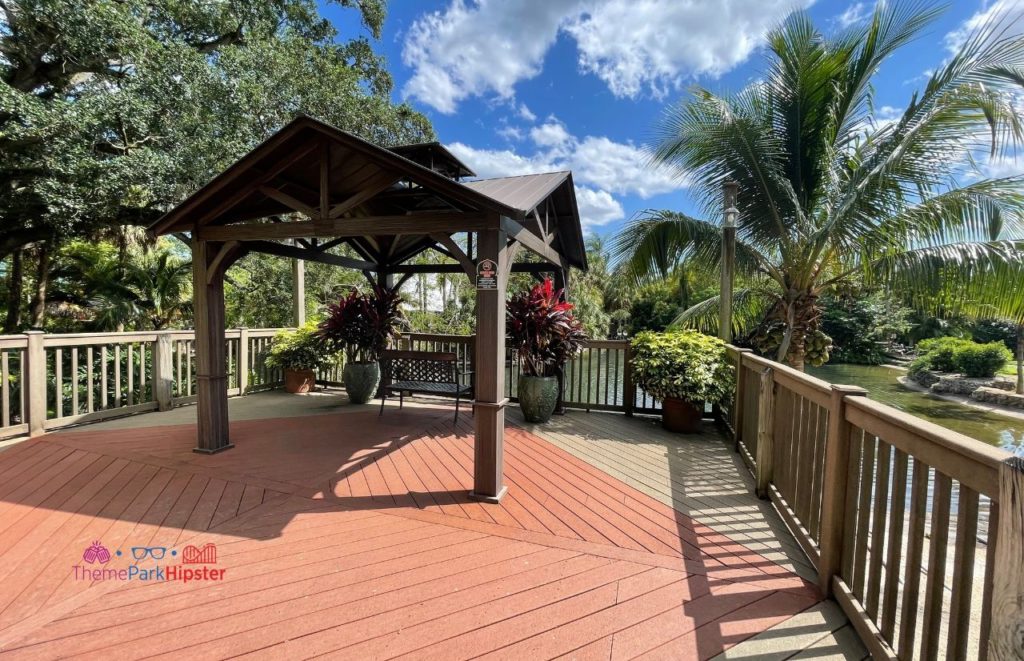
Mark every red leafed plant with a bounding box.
[507,278,586,377]
[318,286,404,363]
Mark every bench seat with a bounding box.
[379,350,473,421]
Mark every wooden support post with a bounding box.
[754,367,775,499]
[989,456,1024,658]
[623,341,635,417]
[237,327,249,395]
[719,181,739,343]
[192,237,232,454]
[470,223,508,503]
[817,384,868,597]
[292,241,305,327]
[153,332,173,411]
[24,330,45,437]
[731,348,753,450]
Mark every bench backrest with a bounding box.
[380,350,459,384]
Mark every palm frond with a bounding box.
[672,287,779,338]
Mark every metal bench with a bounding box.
[378,350,473,421]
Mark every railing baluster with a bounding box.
[1,350,9,427]
[140,342,147,402]
[54,348,63,418]
[865,440,892,617]
[881,448,908,641]
[71,347,79,415]
[852,434,877,599]
[898,459,928,658]
[920,471,952,659]
[114,344,121,407]
[947,484,979,660]
[126,344,134,407]
[86,346,94,413]
[100,346,108,409]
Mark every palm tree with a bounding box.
[612,2,1024,369]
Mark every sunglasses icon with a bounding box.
[131,546,167,560]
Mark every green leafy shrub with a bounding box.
[916,337,972,372]
[630,330,733,404]
[265,322,340,372]
[952,342,1012,378]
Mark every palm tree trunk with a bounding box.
[3,250,23,333]
[1017,324,1023,395]
[27,243,50,328]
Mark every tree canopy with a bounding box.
[1,0,432,329]
[612,1,1024,369]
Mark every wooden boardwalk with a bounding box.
[0,397,858,659]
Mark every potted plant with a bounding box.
[507,279,586,423]
[318,286,404,404]
[265,322,339,394]
[630,330,733,433]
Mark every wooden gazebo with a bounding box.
[149,115,587,502]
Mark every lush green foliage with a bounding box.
[1,0,431,331]
[318,286,404,362]
[630,331,733,404]
[820,292,912,364]
[265,322,340,372]
[954,342,1013,378]
[612,2,1024,369]
[910,337,1011,377]
[506,279,586,377]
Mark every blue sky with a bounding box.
[322,0,1017,237]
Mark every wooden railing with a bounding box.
[725,345,1022,660]
[398,334,661,415]
[0,328,288,439]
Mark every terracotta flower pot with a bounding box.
[518,375,559,423]
[284,368,316,394]
[343,361,380,404]
[661,396,703,433]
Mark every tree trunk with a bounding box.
[27,243,51,328]
[3,250,24,333]
[1016,324,1023,395]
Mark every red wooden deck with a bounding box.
[0,405,819,659]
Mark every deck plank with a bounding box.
[0,398,850,659]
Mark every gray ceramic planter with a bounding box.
[343,361,381,404]
[518,375,559,423]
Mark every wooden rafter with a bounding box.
[320,142,330,219]
[243,240,376,270]
[328,171,401,219]
[259,185,318,219]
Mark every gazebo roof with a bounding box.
[149,115,587,270]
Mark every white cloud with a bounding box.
[517,103,537,122]
[835,2,869,28]
[946,0,1024,54]
[402,0,813,113]
[574,186,625,229]
[529,120,573,149]
[449,122,686,231]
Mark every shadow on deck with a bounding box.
[0,390,866,659]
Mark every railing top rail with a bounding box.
[43,332,162,347]
[845,395,1012,499]
[402,332,475,341]
[739,350,833,397]
[0,336,29,349]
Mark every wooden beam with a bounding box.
[206,241,243,284]
[392,262,552,274]
[500,217,561,265]
[328,171,401,219]
[331,213,495,236]
[259,185,318,219]
[320,142,330,220]
[243,240,377,270]
[198,222,318,241]
[429,233,475,277]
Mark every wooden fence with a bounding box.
[0,328,289,440]
[724,346,1022,660]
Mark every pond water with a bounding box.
[807,363,1024,456]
